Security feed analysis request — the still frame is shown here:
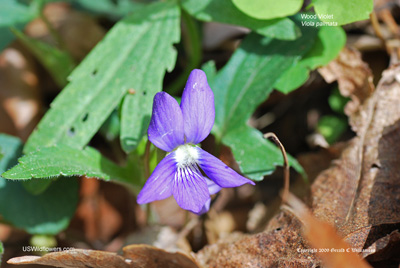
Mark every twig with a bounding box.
[177,217,199,241]
[263,132,289,204]
[379,9,399,37]
[39,9,67,52]
[143,139,151,179]
[370,10,400,65]
[370,11,385,43]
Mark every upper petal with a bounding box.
[148,92,185,152]
[137,153,177,204]
[197,148,255,188]
[180,69,215,144]
[173,164,209,214]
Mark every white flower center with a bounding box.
[174,144,199,169]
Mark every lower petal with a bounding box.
[197,148,255,188]
[173,164,209,214]
[137,153,177,204]
[196,179,221,215]
[197,198,211,215]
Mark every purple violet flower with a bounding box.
[137,69,255,214]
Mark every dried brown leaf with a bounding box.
[7,245,200,268]
[297,143,345,183]
[365,229,400,262]
[7,249,130,268]
[197,212,317,268]
[318,47,375,133]
[123,244,199,268]
[312,59,400,252]
[76,179,122,242]
[286,194,372,268]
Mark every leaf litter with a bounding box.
[8,245,199,268]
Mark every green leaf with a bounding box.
[119,4,180,153]
[223,126,303,179]
[71,0,146,20]
[328,87,349,115]
[211,26,317,180]
[181,0,300,40]
[3,144,138,186]
[0,177,79,235]
[0,0,37,27]
[24,1,180,154]
[317,115,348,144]
[201,60,217,81]
[275,25,346,93]
[0,135,23,179]
[0,134,78,235]
[0,27,16,51]
[312,0,373,25]
[0,0,38,52]
[299,26,345,69]
[30,234,57,248]
[12,28,76,87]
[232,0,302,20]
[23,179,54,195]
[100,109,120,141]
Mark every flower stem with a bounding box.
[39,8,68,52]
[263,133,290,204]
[143,139,151,179]
[143,139,152,225]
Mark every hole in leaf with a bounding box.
[67,127,76,137]
[82,113,89,122]
[371,163,381,169]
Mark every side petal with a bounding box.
[173,164,209,214]
[206,178,221,195]
[180,69,215,144]
[148,92,185,152]
[197,148,255,188]
[137,153,177,204]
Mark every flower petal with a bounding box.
[197,198,211,215]
[137,153,177,204]
[197,148,255,188]
[148,92,185,152]
[206,178,221,195]
[180,69,215,144]
[173,164,209,214]
[196,179,222,215]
